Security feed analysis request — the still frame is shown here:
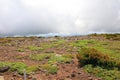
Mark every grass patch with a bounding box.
[29,53,73,64]
[84,64,120,80]
[0,62,39,74]
[17,48,25,52]
[26,65,39,74]
[29,53,55,61]
[41,39,65,49]
[27,45,44,51]
[0,62,27,74]
[77,48,120,80]
[48,54,72,64]
[29,53,73,74]
[39,64,58,74]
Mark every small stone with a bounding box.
[71,73,76,77]
[0,66,9,73]
[0,76,4,80]
[66,76,70,78]
[78,72,81,75]
[13,72,17,77]
[28,75,32,79]
[88,77,93,80]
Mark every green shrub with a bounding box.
[77,48,120,69]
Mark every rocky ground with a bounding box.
[0,35,111,80]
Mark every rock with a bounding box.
[0,76,4,80]
[66,75,70,78]
[0,66,10,73]
[77,72,81,75]
[12,72,17,77]
[71,73,76,77]
[28,75,32,79]
[88,77,93,80]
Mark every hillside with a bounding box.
[0,34,120,80]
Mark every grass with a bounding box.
[73,35,120,80]
[0,62,27,74]
[70,39,120,58]
[29,53,73,64]
[29,53,55,61]
[77,48,120,69]
[48,54,72,64]
[84,64,120,80]
[77,47,120,80]
[27,45,44,51]
[39,64,58,74]
[29,53,73,74]
[17,48,25,52]
[26,65,39,74]
[0,62,39,74]
[41,39,65,49]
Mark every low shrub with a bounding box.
[77,48,120,69]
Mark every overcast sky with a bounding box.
[0,0,120,36]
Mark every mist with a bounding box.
[0,0,120,36]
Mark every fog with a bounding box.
[0,0,120,36]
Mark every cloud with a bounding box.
[0,0,120,36]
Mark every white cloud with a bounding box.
[0,0,120,36]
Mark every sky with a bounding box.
[0,0,120,36]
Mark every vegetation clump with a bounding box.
[0,62,39,74]
[77,48,120,69]
[39,64,58,74]
[27,45,44,51]
[77,48,120,80]
[84,64,120,80]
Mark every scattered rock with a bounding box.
[0,66,10,73]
